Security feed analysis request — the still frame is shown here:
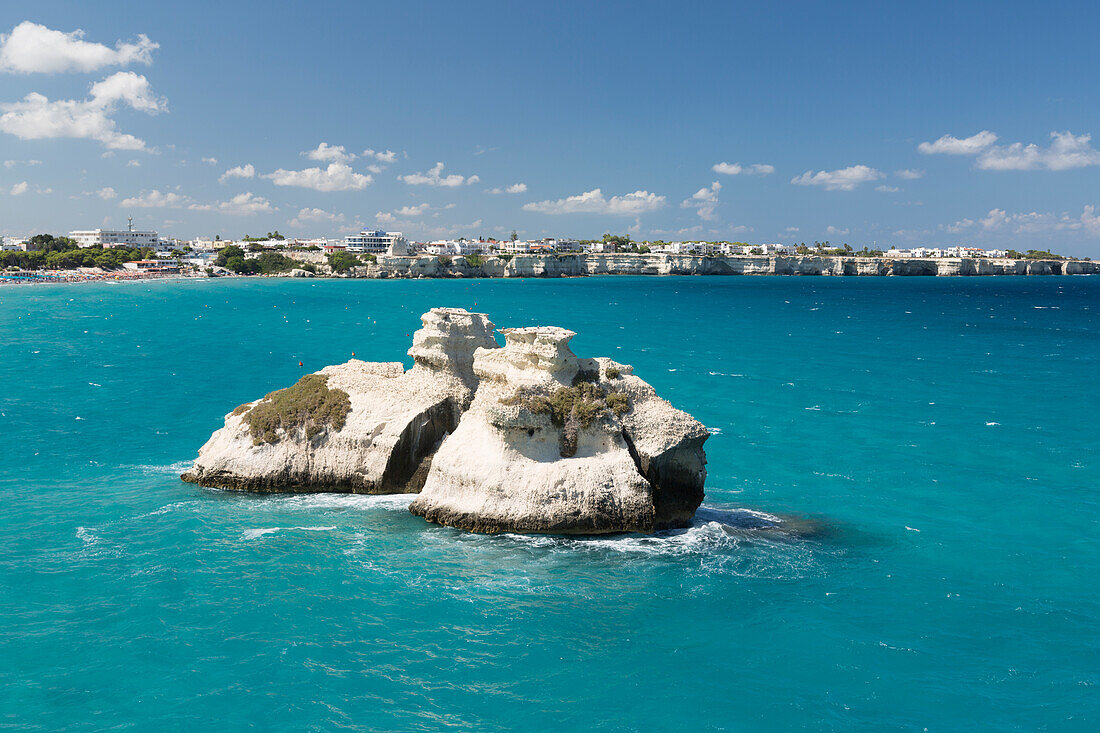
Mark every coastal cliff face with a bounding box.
[407,327,708,534]
[326,253,1100,279]
[181,308,497,493]
[184,308,709,534]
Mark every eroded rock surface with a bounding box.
[181,307,497,493]
[184,307,709,533]
[408,327,708,534]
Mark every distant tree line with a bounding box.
[0,234,154,271]
[213,245,305,274]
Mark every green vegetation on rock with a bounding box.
[327,251,362,272]
[240,374,351,445]
[502,381,630,429]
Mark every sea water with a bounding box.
[0,276,1096,731]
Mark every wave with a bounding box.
[120,460,194,476]
[242,525,337,540]
[254,493,416,511]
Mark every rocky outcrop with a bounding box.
[408,326,708,534]
[181,307,498,493]
[183,307,710,534]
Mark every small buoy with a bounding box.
[351,352,355,356]
[298,361,303,367]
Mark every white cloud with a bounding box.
[289,207,344,228]
[0,21,157,74]
[825,225,849,236]
[943,217,974,233]
[918,131,998,155]
[791,165,884,191]
[895,168,924,179]
[10,181,28,195]
[0,71,165,150]
[305,142,356,164]
[919,130,1100,171]
[126,159,140,167]
[189,192,275,215]
[375,212,396,225]
[96,186,116,200]
[399,161,476,187]
[977,131,1100,171]
[712,162,774,175]
[395,203,432,217]
[201,156,218,165]
[680,181,721,220]
[263,162,371,191]
[971,206,1100,235]
[219,163,255,183]
[487,182,527,194]
[363,148,397,164]
[785,226,800,233]
[120,189,190,208]
[3,158,41,168]
[875,185,900,193]
[522,188,666,215]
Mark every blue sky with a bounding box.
[2,0,1100,253]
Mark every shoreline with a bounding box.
[3,253,1097,286]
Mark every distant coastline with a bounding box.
[3,253,1098,286]
[333,252,1100,278]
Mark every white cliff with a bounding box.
[184,308,710,534]
[408,326,708,534]
[182,307,497,493]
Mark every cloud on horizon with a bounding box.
[264,162,371,191]
[712,162,774,176]
[399,161,478,187]
[791,165,884,191]
[522,188,666,215]
[919,130,1100,171]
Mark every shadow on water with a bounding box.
[692,503,878,549]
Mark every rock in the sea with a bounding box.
[408,326,708,534]
[181,307,497,492]
[183,307,709,534]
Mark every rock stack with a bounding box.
[183,308,708,534]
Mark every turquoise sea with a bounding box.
[1,275,1097,731]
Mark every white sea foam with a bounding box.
[267,493,416,511]
[122,460,194,476]
[243,525,339,540]
[75,526,98,545]
[242,527,280,540]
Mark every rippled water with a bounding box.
[1,276,1097,731]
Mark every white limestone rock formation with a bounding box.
[408,326,708,534]
[181,307,497,493]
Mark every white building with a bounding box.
[425,239,490,256]
[499,240,533,254]
[345,229,409,255]
[584,241,617,253]
[1,236,28,251]
[70,227,158,249]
